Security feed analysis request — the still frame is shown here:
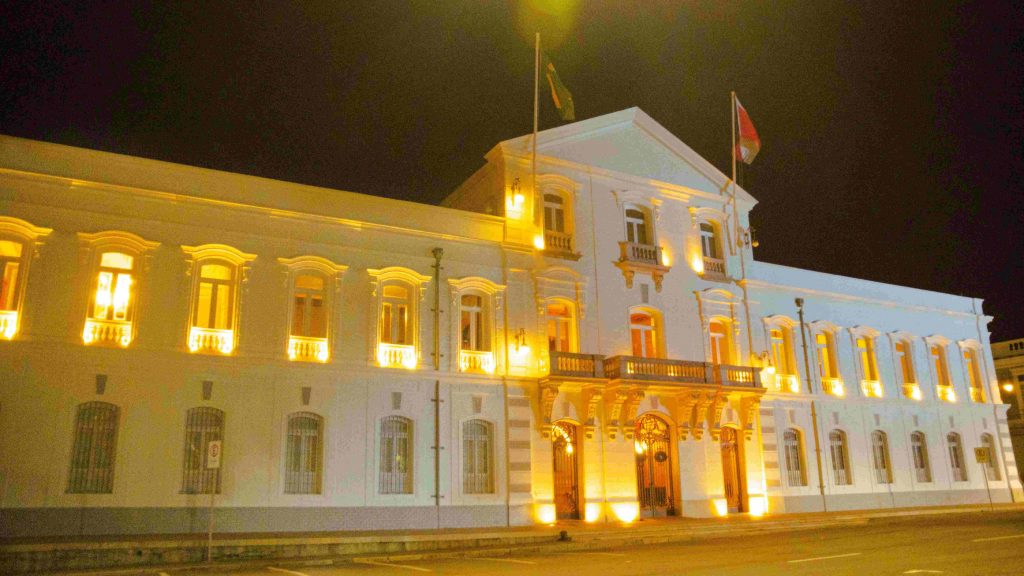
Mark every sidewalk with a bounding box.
[4,503,1023,575]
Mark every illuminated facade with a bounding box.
[993,338,1024,481]
[0,109,1019,537]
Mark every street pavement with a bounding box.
[43,512,1024,576]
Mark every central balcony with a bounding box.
[0,310,19,339]
[289,335,329,362]
[377,343,417,369]
[83,318,133,347]
[460,349,496,374]
[603,355,761,388]
[616,242,670,292]
[188,327,234,355]
[543,230,581,260]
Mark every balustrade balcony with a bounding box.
[288,335,329,362]
[861,379,884,398]
[83,318,133,347]
[602,355,761,389]
[903,382,923,400]
[188,327,235,355]
[460,349,496,374]
[821,377,845,397]
[774,373,800,393]
[543,230,579,260]
[377,342,417,369]
[618,241,662,266]
[701,256,726,277]
[0,310,18,339]
[969,387,985,403]
[936,384,957,403]
[548,351,605,379]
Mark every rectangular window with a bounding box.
[285,413,323,494]
[783,429,806,487]
[460,294,485,351]
[67,402,119,493]
[829,430,851,485]
[816,333,837,379]
[895,340,915,383]
[770,328,793,374]
[931,345,951,387]
[0,240,24,311]
[911,432,932,483]
[546,302,573,353]
[380,416,413,494]
[964,348,985,402]
[181,407,224,494]
[857,337,878,381]
[463,420,494,494]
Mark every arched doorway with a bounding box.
[551,421,580,520]
[720,426,744,512]
[635,414,675,516]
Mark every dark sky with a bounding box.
[2,1,1023,340]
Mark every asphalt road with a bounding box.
[101,513,1024,576]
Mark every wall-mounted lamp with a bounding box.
[513,328,527,352]
[742,226,759,248]
[506,177,526,219]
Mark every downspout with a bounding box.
[796,298,827,512]
[431,248,444,527]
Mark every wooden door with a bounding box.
[721,426,743,512]
[635,414,675,516]
[552,422,579,520]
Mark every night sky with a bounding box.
[3,2,1022,340]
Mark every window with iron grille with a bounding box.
[782,428,806,487]
[462,419,494,494]
[181,407,224,494]
[981,434,1001,480]
[67,402,120,493]
[285,412,323,494]
[380,416,412,494]
[947,432,968,482]
[870,430,892,484]
[828,429,851,485]
[910,431,932,482]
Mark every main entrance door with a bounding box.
[721,426,743,512]
[635,414,675,516]
[551,422,580,520]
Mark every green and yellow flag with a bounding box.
[542,53,575,121]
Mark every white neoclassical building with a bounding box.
[0,108,1018,537]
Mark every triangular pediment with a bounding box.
[497,108,756,204]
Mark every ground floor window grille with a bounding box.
[67,402,119,493]
[947,432,968,482]
[285,412,323,494]
[783,428,806,487]
[911,431,932,483]
[181,407,224,494]
[462,419,494,494]
[981,434,1001,480]
[829,429,851,485]
[380,415,412,494]
[871,430,892,484]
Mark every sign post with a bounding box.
[975,447,993,511]
[206,440,222,563]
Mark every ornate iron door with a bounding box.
[635,414,675,516]
[721,426,742,512]
[551,422,579,520]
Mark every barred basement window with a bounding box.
[981,433,1001,481]
[828,429,852,485]
[947,432,968,482]
[181,407,224,494]
[380,416,412,494]
[67,402,119,493]
[462,419,494,494]
[782,428,807,487]
[871,430,892,484]
[285,412,323,494]
[911,431,932,483]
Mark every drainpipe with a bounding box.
[796,298,827,512]
[431,248,444,527]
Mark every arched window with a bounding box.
[871,430,892,484]
[930,342,955,401]
[544,193,566,233]
[91,252,134,323]
[894,338,920,399]
[911,431,932,483]
[0,239,24,315]
[963,347,986,403]
[280,256,346,363]
[783,428,807,487]
[181,407,224,494]
[981,433,1001,480]
[546,300,575,353]
[380,416,413,494]
[184,242,257,356]
[630,308,660,358]
[67,402,119,493]
[856,336,879,382]
[0,217,53,340]
[285,412,323,494]
[947,432,968,482]
[769,327,795,376]
[699,221,721,260]
[709,319,732,365]
[624,207,650,246]
[815,332,839,380]
[828,429,852,485]
[462,419,494,494]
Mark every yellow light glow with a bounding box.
[611,502,639,523]
[565,442,573,454]
[505,193,526,219]
[763,365,776,376]
[634,440,645,455]
[1003,383,1014,393]
[832,382,845,397]
[218,339,234,355]
[713,498,728,517]
[911,386,922,401]
[691,254,704,275]
[584,503,602,523]
[533,234,545,250]
[401,351,418,369]
[537,504,557,524]
[316,347,329,362]
[660,249,671,267]
[82,326,94,344]
[0,312,16,339]
[789,379,800,393]
[748,495,768,517]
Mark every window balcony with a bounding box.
[937,384,957,403]
[548,351,605,379]
[83,318,132,347]
[0,310,17,339]
[969,387,985,403]
[774,373,801,394]
[543,230,581,260]
[188,327,234,355]
[459,349,496,374]
[288,335,329,363]
[861,379,884,398]
[701,256,727,278]
[903,382,923,401]
[821,377,845,397]
[377,343,417,369]
[615,242,670,291]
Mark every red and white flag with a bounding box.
[734,97,761,165]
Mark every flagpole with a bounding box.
[533,33,540,230]
[732,91,755,365]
